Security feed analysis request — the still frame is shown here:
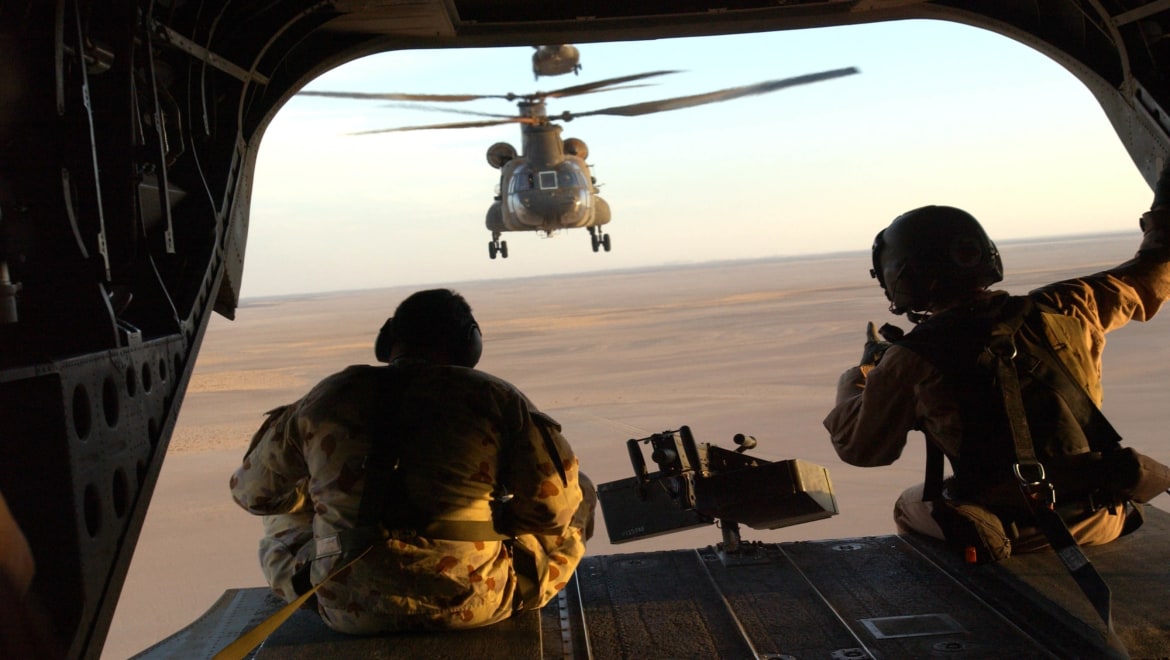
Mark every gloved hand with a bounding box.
[1151,158,1170,210]
[859,321,890,368]
[1141,161,1170,254]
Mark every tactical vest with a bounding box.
[895,294,1122,514]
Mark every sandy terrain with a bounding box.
[102,233,1170,658]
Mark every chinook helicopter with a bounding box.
[301,67,858,259]
[532,45,582,79]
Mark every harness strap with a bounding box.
[1014,307,1122,450]
[923,439,946,501]
[984,304,1121,646]
[536,420,569,487]
[211,547,374,660]
[355,367,409,535]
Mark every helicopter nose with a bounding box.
[515,190,586,228]
[521,190,579,212]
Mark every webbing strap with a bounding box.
[1015,305,1122,449]
[535,421,568,487]
[315,520,508,561]
[210,546,373,660]
[1029,504,1114,624]
[986,327,1039,469]
[356,367,408,532]
[923,440,945,501]
[986,315,1122,647]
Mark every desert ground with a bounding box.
[102,233,1170,658]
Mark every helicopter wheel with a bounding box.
[489,241,498,259]
[591,234,600,253]
[499,241,508,259]
[602,234,612,252]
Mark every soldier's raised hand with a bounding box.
[859,321,890,368]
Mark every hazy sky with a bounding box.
[243,19,1153,298]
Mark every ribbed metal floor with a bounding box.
[138,508,1170,659]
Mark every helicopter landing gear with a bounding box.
[589,227,611,253]
[489,234,508,259]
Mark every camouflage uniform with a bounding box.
[230,361,588,634]
[824,209,1170,549]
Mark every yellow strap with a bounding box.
[211,546,372,660]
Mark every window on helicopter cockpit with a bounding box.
[558,170,578,187]
[539,171,558,190]
[512,172,533,192]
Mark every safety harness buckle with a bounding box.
[1015,461,1055,508]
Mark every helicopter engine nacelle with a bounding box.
[563,137,589,161]
[486,142,518,169]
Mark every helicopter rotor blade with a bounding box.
[299,90,515,103]
[564,67,859,119]
[539,70,682,99]
[379,103,520,120]
[347,117,536,135]
[369,85,656,123]
[299,72,676,105]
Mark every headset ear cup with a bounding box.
[456,321,483,368]
[375,318,394,363]
[870,229,886,287]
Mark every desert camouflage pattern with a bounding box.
[230,362,587,634]
[825,208,1170,547]
[257,509,314,601]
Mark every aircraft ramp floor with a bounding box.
[136,507,1170,659]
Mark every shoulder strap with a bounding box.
[356,366,407,531]
[1014,304,1122,450]
[534,415,569,487]
[980,297,1039,467]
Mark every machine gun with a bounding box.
[597,426,838,554]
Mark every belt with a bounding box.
[315,520,508,560]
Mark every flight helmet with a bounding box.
[870,205,1003,319]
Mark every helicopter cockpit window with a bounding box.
[539,171,558,190]
[558,170,578,187]
[509,166,535,192]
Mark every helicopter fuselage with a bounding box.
[486,123,611,235]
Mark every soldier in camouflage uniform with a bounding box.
[825,199,1170,554]
[230,289,593,634]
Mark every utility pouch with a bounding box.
[1101,447,1170,504]
[930,499,1012,564]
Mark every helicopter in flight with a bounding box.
[532,44,582,79]
[300,66,859,259]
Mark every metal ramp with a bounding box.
[137,508,1170,659]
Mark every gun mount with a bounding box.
[597,426,838,555]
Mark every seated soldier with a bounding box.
[824,189,1170,560]
[231,288,595,633]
